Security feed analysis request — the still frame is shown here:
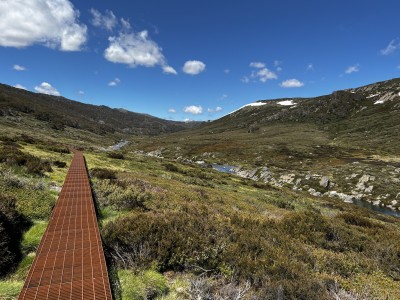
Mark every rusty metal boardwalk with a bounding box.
[19,151,112,300]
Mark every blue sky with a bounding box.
[1,0,400,121]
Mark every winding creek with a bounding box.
[212,164,400,218]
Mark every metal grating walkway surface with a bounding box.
[19,151,113,300]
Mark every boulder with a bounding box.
[319,176,330,188]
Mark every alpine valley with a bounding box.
[1,78,400,299]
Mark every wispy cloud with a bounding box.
[163,66,178,75]
[345,64,360,74]
[13,64,26,71]
[274,60,283,72]
[244,62,278,83]
[208,106,223,113]
[168,108,176,113]
[224,69,230,74]
[280,79,304,88]
[380,39,400,55]
[306,64,314,71]
[249,62,265,69]
[253,68,277,82]
[90,9,117,31]
[184,105,203,115]
[108,78,121,86]
[0,0,87,51]
[241,76,250,83]
[182,60,206,75]
[34,82,60,96]
[219,94,228,100]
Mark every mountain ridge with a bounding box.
[0,83,198,136]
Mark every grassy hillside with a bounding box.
[130,78,400,210]
[0,83,197,136]
[0,78,400,299]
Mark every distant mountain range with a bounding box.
[0,84,197,136]
[205,77,400,153]
[1,78,399,151]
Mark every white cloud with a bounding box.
[104,27,175,74]
[168,108,176,113]
[380,39,400,55]
[183,118,192,123]
[120,18,131,30]
[220,94,228,100]
[13,64,26,71]
[108,78,121,86]
[184,105,203,115]
[78,90,84,95]
[163,65,177,75]
[246,62,278,83]
[307,64,314,71]
[241,76,250,83]
[274,60,283,72]
[280,79,304,88]
[14,84,27,90]
[90,9,117,31]
[250,62,265,69]
[34,82,60,96]
[345,64,360,74]
[224,69,230,74]
[0,0,87,51]
[252,68,278,82]
[208,106,223,113]
[183,60,206,75]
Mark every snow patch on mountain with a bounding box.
[226,102,266,116]
[246,102,267,107]
[278,100,297,106]
[367,93,380,98]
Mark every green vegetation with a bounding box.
[0,281,23,300]
[87,149,400,299]
[21,221,47,252]
[1,79,400,299]
[118,269,168,300]
[0,136,71,299]
[0,194,28,277]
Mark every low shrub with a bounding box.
[95,179,151,210]
[53,160,67,168]
[107,152,124,159]
[0,194,29,277]
[91,168,116,180]
[339,212,376,228]
[19,134,36,144]
[26,157,52,174]
[0,145,53,175]
[163,163,179,172]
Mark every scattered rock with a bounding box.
[147,149,163,158]
[319,176,330,188]
[280,174,296,184]
[308,188,321,197]
[364,185,374,193]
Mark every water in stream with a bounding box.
[212,164,400,218]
